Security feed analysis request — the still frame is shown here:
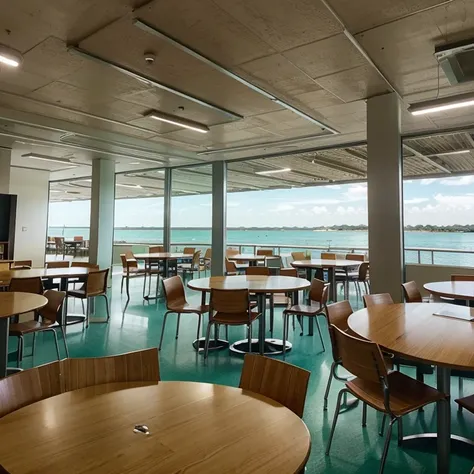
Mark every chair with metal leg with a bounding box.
[402,281,430,303]
[246,266,275,335]
[159,276,209,351]
[10,260,32,270]
[120,254,145,299]
[8,277,43,294]
[204,288,259,359]
[325,325,446,474]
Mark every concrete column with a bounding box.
[89,159,115,269]
[163,168,171,252]
[0,148,11,194]
[367,92,404,302]
[211,161,227,276]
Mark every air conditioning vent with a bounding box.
[435,39,474,85]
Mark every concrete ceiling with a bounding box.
[2,0,474,186]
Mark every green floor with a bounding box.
[15,269,474,474]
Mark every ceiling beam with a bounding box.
[307,155,366,177]
[403,144,451,173]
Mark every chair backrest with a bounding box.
[9,277,43,294]
[12,260,32,269]
[280,268,297,277]
[358,262,369,281]
[85,268,109,296]
[257,249,273,256]
[265,256,282,269]
[71,262,100,270]
[401,281,423,303]
[162,276,187,309]
[54,237,64,248]
[332,325,388,384]
[192,250,201,266]
[321,252,336,260]
[239,354,310,418]
[451,274,474,281]
[61,348,160,392]
[225,258,238,274]
[46,261,70,269]
[183,247,195,255]
[226,248,239,257]
[39,290,66,323]
[346,254,365,262]
[309,278,327,304]
[363,293,394,307]
[120,254,138,270]
[291,251,306,261]
[246,266,270,276]
[203,248,212,260]
[0,361,62,418]
[149,245,164,253]
[0,263,9,271]
[210,288,250,316]
[73,236,83,241]
[326,300,353,362]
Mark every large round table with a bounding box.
[188,275,310,355]
[0,292,48,377]
[348,302,474,474]
[0,381,311,473]
[424,281,474,301]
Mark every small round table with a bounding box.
[0,382,311,473]
[0,292,48,377]
[188,275,310,355]
[424,281,474,302]
[348,302,474,474]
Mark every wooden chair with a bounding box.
[363,293,394,307]
[401,281,427,303]
[356,262,370,297]
[280,268,297,277]
[205,289,259,359]
[183,247,195,255]
[274,268,298,306]
[68,268,110,327]
[159,276,209,351]
[239,353,311,418]
[225,258,239,276]
[54,237,65,257]
[245,267,275,333]
[70,262,99,269]
[0,361,62,418]
[321,252,336,260]
[201,248,212,272]
[149,245,164,253]
[0,262,9,271]
[11,260,32,270]
[226,248,239,257]
[291,251,306,261]
[283,278,328,357]
[73,236,83,241]
[257,249,273,256]
[245,267,270,276]
[46,261,70,269]
[325,326,446,474]
[451,274,474,281]
[120,253,145,298]
[178,250,202,279]
[346,254,365,262]
[9,276,43,294]
[61,348,160,392]
[9,290,68,366]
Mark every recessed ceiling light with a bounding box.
[408,92,474,116]
[116,183,143,189]
[129,162,141,165]
[255,168,291,175]
[431,150,471,157]
[146,110,209,133]
[21,153,78,166]
[0,44,23,67]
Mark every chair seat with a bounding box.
[455,394,474,414]
[123,268,146,276]
[9,320,57,335]
[284,303,324,316]
[68,289,104,298]
[346,370,445,416]
[168,304,209,314]
[213,310,260,325]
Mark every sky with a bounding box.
[48,175,474,228]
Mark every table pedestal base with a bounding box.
[230,338,292,356]
[402,433,474,454]
[193,338,229,352]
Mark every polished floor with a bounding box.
[14,269,474,474]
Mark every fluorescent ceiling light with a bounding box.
[21,153,78,166]
[255,168,292,175]
[0,45,23,67]
[116,183,143,189]
[431,150,471,157]
[129,162,141,165]
[146,111,209,133]
[49,190,61,193]
[409,93,474,116]
[127,157,164,165]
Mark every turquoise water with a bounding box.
[48,227,474,267]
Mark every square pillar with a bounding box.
[0,148,11,194]
[89,159,115,269]
[163,168,171,252]
[211,161,227,276]
[367,93,404,302]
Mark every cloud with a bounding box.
[289,198,341,205]
[270,203,295,212]
[440,175,474,186]
[344,184,367,201]
[433,193,474,207]
[421,179,436,185]
[312,206,328,214]
[405,198,429,205]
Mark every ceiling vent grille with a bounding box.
[435,39,474,85]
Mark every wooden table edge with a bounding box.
[423,282,474,301]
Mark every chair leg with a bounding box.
[270,295,274,336]
[379,414,387,437]
[175,313,181,339]
[196,314,202,341]
[282,314,288,359]
[17,336,23,367]
[397,416,403,446]
[86,298,90,328]
[159,311,170,351]
[379,418,396,474]
[32,332,37,358]
[324,361,336,411]
[103,294,111,322]
[225,324,228,340]
[81,298,85,314]
[459,377,464,412]
[325,389,347,455]
[362,402,367,427]
[60,325,70,358]
[50,329,61,361]
[248,323,253,353]
[315,317,325,352]
[121,276,124,294]
[204,322,213,359]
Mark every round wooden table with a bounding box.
[424,281,474,301]
[0,381,311,473]
[348,303,474,474]
[188,276,310,355]
[291,259,359,301]
[0,292,47,378]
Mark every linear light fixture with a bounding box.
[21,153,78,166]
[117,183,143,189]
[408,92,474,116]
[145,111,209,134]
[0,45,23,67]
[255,168,291,175]
[429,149,471,157]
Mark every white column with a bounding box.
[367,93,404,302]
[89,159,115,269]
[163,168,171,251]
[0,148,11,194]
[211,161,227,276]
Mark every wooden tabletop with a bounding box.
[291,259,359,269]
[133,253,191,260]
[0,292,47,318]
[188,275,310,293]
[348,303,474,370]
[424,281,474,300]
[228,254,266,261]
[0,381,311,474]
[0,267,91,284]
